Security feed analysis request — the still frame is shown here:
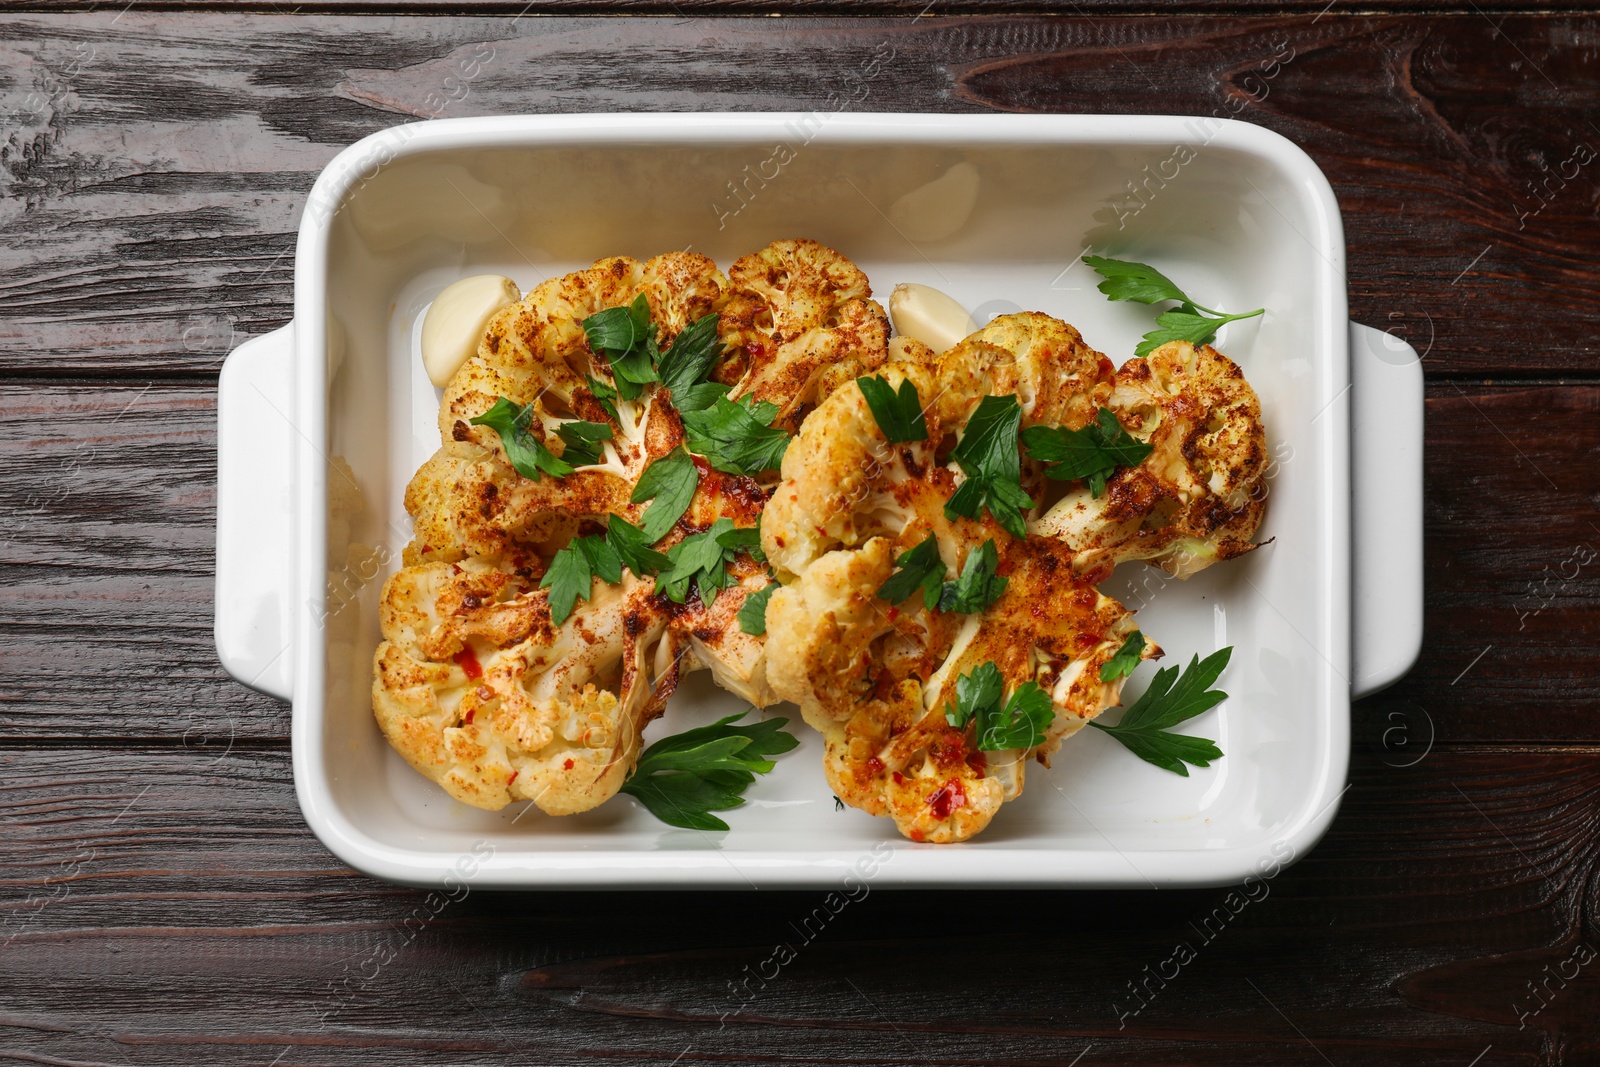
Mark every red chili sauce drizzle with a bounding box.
[928,779,967,820]
[453,647,484,679]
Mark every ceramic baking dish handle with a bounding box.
[215,324,297,702]
[1348,321,1424,699]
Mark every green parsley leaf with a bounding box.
[657,312,722,400]
[944,394,1033,539]
[680,394,791,476]
[631,448,700,542]
[606,514,670,577]
[946,662,1053,752]
[470,397,573,482]
[981,682,1054,751]
[584,374,621,423]
[672,380,733,415]
[554,420,613,467]
[738,582,776,636]
[655,518,764,608]
[620,710,799,830]
[947,661,1003,729]
[1089,646,1230,776]
[582,295,660,400]
[1022,407,1153,498]
[876,533,946,610]
[583,294,651,353]
[857,375,928,444]
[1100,631,1146,682]
[1082,256,1263,359]
[540,535,620,625]
[938,538,1008,614]
[1082,255,1190,305]
[716,523,766,564]
[580,534,623,584]
[656,517,736,607]
[1132,309,1232,358]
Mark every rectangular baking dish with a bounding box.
[215,113,1422,889]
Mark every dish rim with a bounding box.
[286,112,1351,889]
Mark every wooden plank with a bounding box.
[1386,385,1600,745]
[0,14,1595,376]
[1,742,1591,1064]
[0,381,217,573]
[11,1,1600,12]
[0,380,288,739]
[3,379,1595,742]
[0,563,287,740]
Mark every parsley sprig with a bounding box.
[540,515,676,627]
[631,448,699,542]
[582,296,788,476]
[857,374,928,443]
[938,538,1008,614]
[584,374,620,422]
[876,535,1009,615]
[540,535,622,625]
[1089,646,1230,776]
[946,662,1054,752]
[582,297,725,404]
[554,420,614,467]
[469,398,573,481]
[470,400,619,480]
[680,394,791,476]
[655,517,764,608]
[1100,630,1146,682]
[876,533,946,610]
[582,295,659,399]
[944,394,1033,539]
[1022,408,1153,498]
[1083,256,1264,358]
[619,711,799,830]
[737,581,777,636]
[606,514,671,578]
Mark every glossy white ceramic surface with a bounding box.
[215,113,1423,889]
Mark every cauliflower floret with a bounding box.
[1034,340,1268,578]
[373,560,682,814]
[757,329,1162,843]
[930,312,1115,438]
[412,253,717,566]
[375,241,888,815]
[715,238,890,430]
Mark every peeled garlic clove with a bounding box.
[887,161,980,242]
[421,274,521,387]
[889,283,977,354]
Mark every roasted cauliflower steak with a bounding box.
[373,241,888,816]
[758,314,1268,843]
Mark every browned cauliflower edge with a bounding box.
[372,240,889,816]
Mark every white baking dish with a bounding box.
[215,114,1422,889]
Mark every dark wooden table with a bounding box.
[3,5,1599,1065]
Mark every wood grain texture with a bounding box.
[1,742,1594,1065]
[1,12,1597,1067]
[13,1,1600,11]
[0,13,1596,376]
[0,380,285,739]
